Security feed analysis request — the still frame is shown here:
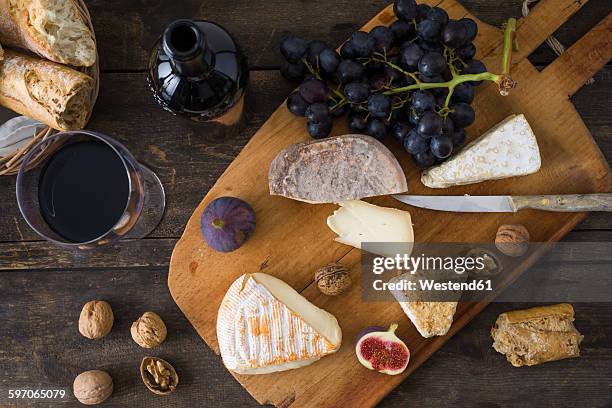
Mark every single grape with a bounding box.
[450,102,475,127]
[280,35,308,64]
[413,150,436,168]
[455,43,476,60]
[416,4,431,22]
[340,41,358,59]
[337,59,365,83]
[349,31,376,58]
[347,110,368,132]
[434,92,447,108]
[306,40,328,67]
[430,134,453,158]
[394,0,417,21]
[462,59,487,85]
[404,129,429,154]
[319,48,341,75]
[299,78,329,103]
[390,105,410,124]
[451,127,467,146]
[370,26,395,53]
[366,118,388,140]
[399,43,424,70]
[344,82,370,103]
[452,82,474,104]
[411,90,436,112]
[391,122,412,144]
[419,52,446,77]
[390,20,414,45]
[280,59,307,82]
[307,118,333,139]
[426,7,449,25]
[367,93,391,118]
[461,18,478,43]
[287,91,309,116]
[417,111,443,136]
[441,20,468,48]
[417,19,441,41]
[305,103,331,123]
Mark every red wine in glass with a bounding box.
[17,131,165,248]
[38,140,130,243]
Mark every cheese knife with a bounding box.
[392,194,612,212]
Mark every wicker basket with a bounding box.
[0,0,100,176]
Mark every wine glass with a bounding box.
[16,130,165,249]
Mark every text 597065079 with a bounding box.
[6,389,67,399]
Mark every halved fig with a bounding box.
[355,323,410,375]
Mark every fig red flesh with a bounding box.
[359,336,409,371]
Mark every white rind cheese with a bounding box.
[397,301,458,338]
[217,273,342,375]
[421,114,541,188]
[327,200,414,257]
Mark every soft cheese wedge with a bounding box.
[217,273,342,374]
[327,200,414,257]
[421,114,541,188]
[397,301,458,338]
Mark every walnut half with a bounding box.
[140,357,178,395]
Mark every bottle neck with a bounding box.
[162,20,214,77]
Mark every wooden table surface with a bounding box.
[0,1,610,406]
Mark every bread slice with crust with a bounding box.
[0,0,96,67]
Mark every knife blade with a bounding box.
[392,194,612,213]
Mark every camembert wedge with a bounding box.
[217,272,342,374]
[421,114,541,188]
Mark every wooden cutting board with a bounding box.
[169,1,612,406]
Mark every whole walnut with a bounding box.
[495,224,530,257]
[131,312,167,348]
[78,301,113,340]
[73,370,113,405]
[315,263,352,295]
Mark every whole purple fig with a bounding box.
[200,197,256,253]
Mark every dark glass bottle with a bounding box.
[148,19,249,122]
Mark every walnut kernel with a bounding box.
[495,224,530,257]
[131,312,167,348]
[78,300,113,340]
[315,263,351,295]
[140,357,179,395]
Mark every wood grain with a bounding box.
[167,2,611,407]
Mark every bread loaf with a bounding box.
[0,0,95,67]
[491,303,583,367]
[0,50,93,130]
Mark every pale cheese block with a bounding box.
[269,134,408,203]
[421,114,541,188]
[327,200,414,257]
[217,272,342,374]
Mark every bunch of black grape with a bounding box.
[279,0,488,168]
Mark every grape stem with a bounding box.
[384,18,518,101]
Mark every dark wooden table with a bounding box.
[1,1,611,406]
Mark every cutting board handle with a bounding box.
[513,194,612,212]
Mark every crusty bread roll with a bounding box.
[0,50,93,130]
[0,0,95,67]
[491,303,584,367]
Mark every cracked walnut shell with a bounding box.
[73,370,113,405]
[78,300,114,340]
[131,312,167,348]
[140,357,179,395]
[495,224,530,257]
